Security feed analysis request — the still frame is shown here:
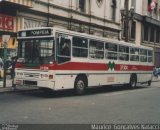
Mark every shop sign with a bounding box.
[18,29,52,37]
[0,13,14,31]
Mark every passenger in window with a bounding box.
[62,40,70,56]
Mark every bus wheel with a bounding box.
[74,77,87,95]
[129,74,137,88]
[148,80,151,86]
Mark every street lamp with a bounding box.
[120,6,135,42]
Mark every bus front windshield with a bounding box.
[18,39,55,64]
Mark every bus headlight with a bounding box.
[40,74,53,79]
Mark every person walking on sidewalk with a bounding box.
[0,57,4,79]
[8,57,17,90]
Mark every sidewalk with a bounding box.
[0,77,38,93]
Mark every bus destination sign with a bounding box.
[19,29,52,37]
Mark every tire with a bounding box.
[74,77,87,95]
[129,74,137,88]
[148,80,151,86]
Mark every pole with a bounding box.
[89,0,91,34]
[3,42,7,88]
[47,0,50,27]
[124,0,129,42]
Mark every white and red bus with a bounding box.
[15,27,153,95]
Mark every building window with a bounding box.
[150,26,155,43]
[148,0,158,13]
[122,21,127,39]
[156,28,160,43]
[130,21,136,40]
[79,0,86,12]
[143,24,149,42]
[148,0,152,12]
[111,0,116,21]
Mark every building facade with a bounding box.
[142,0,160,67]
[0,0,33,57]
[0,0,123,58]
[121,0,160,67]
[19,0,122,39]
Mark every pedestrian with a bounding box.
[0,57,4,79]
[9,57,17,90]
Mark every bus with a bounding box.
[15,27,153,95]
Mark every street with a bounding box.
[0,82,160,124]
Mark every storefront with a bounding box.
[0,0,32,59]
[0,13,17,59]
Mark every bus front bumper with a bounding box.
[14,78,55,89]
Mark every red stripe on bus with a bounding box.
[54,62,108,71]
[53,62,153,71]
[16,62,153,71]
[115,64,153,71]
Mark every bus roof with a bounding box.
[18,27,153,50]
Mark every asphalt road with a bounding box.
[0,82,160,124]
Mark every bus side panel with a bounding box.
[137,73,152,83]
[137,73,145,83]
[116,73,130,84]
[87,72,131,87]
[87,73,110,87]
[54,70,76,90]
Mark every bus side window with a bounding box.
[140,49,147,62]
[148,50,153,63]
[130,48,139,62]
[72,36,88,58]
[57,36,71,64]
[61,39,71,56]
[89,40,104,59]
[118,45,129,61]
[105,42,118,60]
[58,37,71,56]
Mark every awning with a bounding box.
[144,16,160,27]
[0,0,32,8]
[0,0,32,15]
